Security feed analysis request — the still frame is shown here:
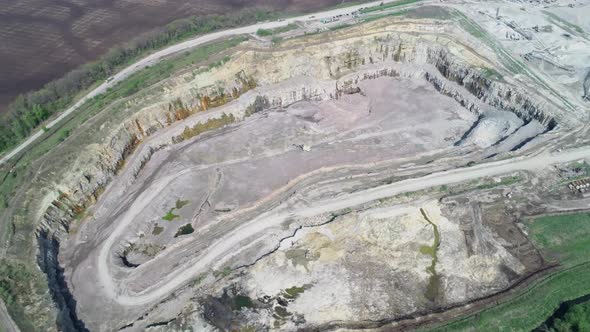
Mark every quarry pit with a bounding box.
[3,1,590,331]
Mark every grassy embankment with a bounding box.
[257,23,299,44]
[428,212,590,331]
[256,23,299,37]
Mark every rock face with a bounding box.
[31,14,577,332]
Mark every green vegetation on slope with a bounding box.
[283,285,309,299]
[152,224,164,236]
[359,0,422,14]
[0,260,46,332]
[256,28,273,37]
[162,209,180,221]
[360,6,452,24]
[474,175,521,190]
[162,200,191,221]
[257,24,299,37]
[178,113,236,141]
[428,213,590,331]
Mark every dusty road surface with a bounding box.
[93,145,590,307]
[0,0,411,166]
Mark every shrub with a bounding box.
[256,28,273,36]
[174,223,194,237]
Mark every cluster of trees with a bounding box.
[548,300,590,331]
[0,8,277,155]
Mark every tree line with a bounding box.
[545,300,590,331]
[0,8,278,155]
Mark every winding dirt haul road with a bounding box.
[98,146,590,307]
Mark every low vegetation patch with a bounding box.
[256,23,299,37]
[283,285,309,299]
[175,199,190,209]
[174,223,194,237]
[234,295,255,310]
[360,0,422,14]
[213,266,233,279]
[123,243,166,258]
[162,199,190,221]
[162,209,180,221]
[190,273,208,288]
[271,36,283,45]
[152,224,164,235]
[256,28,273,37]
[481,67,503,81]
[419,208,440,302]
[475,175,521,190]
[543,11,585,36]
[330,24,350,31]
[0,259,46,331]
[244,96,271,117]
[178,113,236,141]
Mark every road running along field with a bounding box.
[0,0,419,166]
